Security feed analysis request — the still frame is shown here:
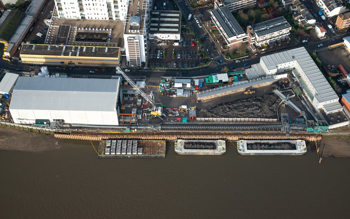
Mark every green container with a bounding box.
[35,119,50,125]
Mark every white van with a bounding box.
[36,32,43,38]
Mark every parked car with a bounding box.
[174,63,177,68]
[218,57,223,63]
[89,70,95,73]
[36,32,43,38]
[235,59,241,63]
[95,68,101,71]
[125,69,130,72]
[321,15,326,20]
[318,44,323,47]
[192,42,195,47]
[178,54,181,59]
[243,63,249,66]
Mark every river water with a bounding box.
[1,141,350,218]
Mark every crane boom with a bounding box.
[116,67,156,109]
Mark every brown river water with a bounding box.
[1,140,350,219]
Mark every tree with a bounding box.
[248,9,256,23]
[221,66,229,73]
[236,45,247,56]
[268,0,275,6]
[273,2,279,8]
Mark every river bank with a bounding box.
[0,126,62,152]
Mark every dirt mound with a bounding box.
[200,93,279,118]
[0,126,62,152]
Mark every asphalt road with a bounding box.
[1,0,350,79]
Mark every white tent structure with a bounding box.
[10,77,121,126]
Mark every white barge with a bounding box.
[237,140,307,155]
[175,139,226,155]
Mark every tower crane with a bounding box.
[116,67,163,117]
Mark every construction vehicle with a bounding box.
[244,89,255,95]
[116,67,164,117]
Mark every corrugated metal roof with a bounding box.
[210,7,245,38]
[0,73,19,94]
[251,16,291,37]
[10,77,120,111]
[198,77,275,99]
[260,47,339,104]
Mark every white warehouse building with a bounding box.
[245,47,342,114]
[10,77,121,126]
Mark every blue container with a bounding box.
[3,93,9,98]
[199,83,203,87]
[182,117,187,123]
[233,76,238,82]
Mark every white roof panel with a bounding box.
[0,73,19,94]
[260,47,338,104]
[10,77,120,112]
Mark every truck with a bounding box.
[188,14,192,21]
[338,64,347,77]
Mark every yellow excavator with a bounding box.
[244,89,256,95]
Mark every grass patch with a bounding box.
[327,76,338,88]
[310,52,323,69]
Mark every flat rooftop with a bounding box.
[25,0,45,17]
[210,6,245,38]
[10,77,120,112]
[21,44,121,59]
[124,0,147,35]
[339,11,350,20]
[149,10,181,34]
[251,16,291,37]
[48,19,124,46]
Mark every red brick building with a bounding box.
[335,12,350,30]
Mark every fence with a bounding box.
[0,121,55,134]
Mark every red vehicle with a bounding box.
[192,42,195,47]
[95,68,101,71]
[338,64,347,77]
[309,9,312,13]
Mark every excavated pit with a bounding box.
[184,142,217,150]
[200,93,279,118]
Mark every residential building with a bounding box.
[0,0,46,58]
[257,0,268,7]
[20,44,121,67]
[10,77,121,126]
[214,0,256,12]
[247,16,292,51]
[292,3,316,29]
[281,0,293,8]
[344,36,350,53]
[336,11,350,29]
[209,6,247,49]
[316,0,347,18]
[54,0,129,21]
[123,0,153,67]
[245,47,342,114]
[149,10,181,41]
[315,23,327,39]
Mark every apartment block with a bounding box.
[210,6,247,48]
[247,16,292,51]
[316,0,347,18]
[54,0,129,21]
[336,11,350,29]
[214,0,256,12]
[123,0,153,67]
